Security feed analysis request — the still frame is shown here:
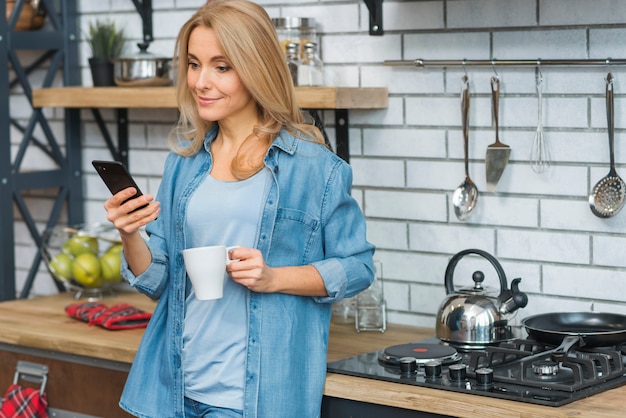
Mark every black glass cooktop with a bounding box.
[327,338,626,407]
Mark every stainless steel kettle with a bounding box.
[435,249,528,350]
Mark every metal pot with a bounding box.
[435,249,528,350]
[114,43,172,87]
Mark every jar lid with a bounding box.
[271,17,316,30]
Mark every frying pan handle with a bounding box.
[551,335,584,362]
[444,248,508,296]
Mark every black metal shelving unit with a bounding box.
[0,0,81,300]
[1,0,381,301]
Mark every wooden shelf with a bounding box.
[32,86,388,110]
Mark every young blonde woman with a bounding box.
[103,1,375,417]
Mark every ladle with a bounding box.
[453,75,478,220]
[589,72,626,218]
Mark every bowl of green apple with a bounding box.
[41,223,124,300]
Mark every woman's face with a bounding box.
[186,26,256,124]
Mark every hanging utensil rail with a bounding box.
[384,58,626,68]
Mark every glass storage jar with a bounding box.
[272,17,317,58]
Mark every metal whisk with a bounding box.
[530,67,550,173]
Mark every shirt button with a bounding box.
[273,165,279,173]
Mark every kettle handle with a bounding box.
[444,248,508,296]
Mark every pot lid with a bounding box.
[115,42,171,62]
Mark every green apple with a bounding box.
[49,252,73,282]
[66,235,99,257]
[100,251,122,283]
[105,243,123,255]
[72,252,103,288]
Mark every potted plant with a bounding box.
[86,19,126,86]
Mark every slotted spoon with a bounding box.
[589,72,626,218]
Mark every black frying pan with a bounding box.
[522,312,626,347]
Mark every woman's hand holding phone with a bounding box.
[93,160,160,237]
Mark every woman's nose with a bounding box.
[194,69,212,90]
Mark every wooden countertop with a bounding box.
[32,86,389,110]
[0,292,623,417]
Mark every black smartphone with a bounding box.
[92,160,147,210]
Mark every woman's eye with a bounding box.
[216,65,230,73]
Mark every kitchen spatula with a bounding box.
[485,76,511,192]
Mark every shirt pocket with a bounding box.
[272,208,321,263]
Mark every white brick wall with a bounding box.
[12,0,626,328]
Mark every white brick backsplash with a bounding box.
[448,0,536,29]
[541,198,626,232]
[407,160,460,190]
[451,195,538,228]
[8,0,626,323]
[362,66,445,95]
[374,250,450,285]
[347,98,403,126]
[384,281,410,312]
[363,128,446,158]
[591,96,626,129]
[410,283,444,315]
[323,65,359,88]
[381,1,444,32]
[497,230,590,263]
[493,30,588,60]
[322,34,401,64]
[366,220,408,250]
[408,224,495,254]
[590,28,626,58]
[543,265,626,302]
[404,32,491,61]
[406,97,461,126]
[365,190,447,222]
[592,235,626,267]
[541,0,626,26]
[501,260,541,294]
[153,10,194,39]
[351,158,405,188]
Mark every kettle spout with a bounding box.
[499,278,529,315]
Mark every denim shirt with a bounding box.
[118,126,375,418]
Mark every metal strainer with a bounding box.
[589,73,626,218]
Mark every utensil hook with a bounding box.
[491,59,499,77]
[535,59,543,85]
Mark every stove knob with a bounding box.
[399,356,417,376]
[475,367,494,388]
[424,360,442,378]
[448,363,467,382]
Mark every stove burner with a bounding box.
[532,360,560,376]
[379,343,462,368]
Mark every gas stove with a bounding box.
[326,337,626,407]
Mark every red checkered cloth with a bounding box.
[0,384,48,418]
[65,302,151,330]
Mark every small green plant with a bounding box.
[86,19,126,60]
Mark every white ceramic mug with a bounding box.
[182,245,239,300]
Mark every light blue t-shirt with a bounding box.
[183,168,269,409]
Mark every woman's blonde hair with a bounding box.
[169,0,325,179]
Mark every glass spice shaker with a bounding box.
[285,42,299,86]
[298,42,323,87]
